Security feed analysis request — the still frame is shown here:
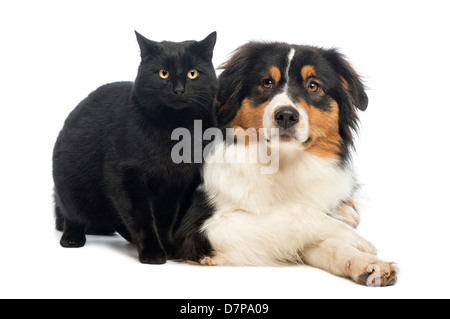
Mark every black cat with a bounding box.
[53,31,218,264]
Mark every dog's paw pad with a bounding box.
[359,262,399,287]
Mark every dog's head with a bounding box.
[216,42,368,161]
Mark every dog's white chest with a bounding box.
[203,143,354,214]
[200,144,356,266]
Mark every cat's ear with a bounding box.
[135,31,159,60]
[194,31,217,60]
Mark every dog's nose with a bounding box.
[274,107,299,129]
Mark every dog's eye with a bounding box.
[261,78,274,90]
[307,80,321,93]
[159,69,170,79]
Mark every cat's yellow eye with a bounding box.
[187,69,199,80]
[159,69,170,79]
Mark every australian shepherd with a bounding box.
[174,42,398,286]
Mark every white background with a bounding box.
[1,0,449,299]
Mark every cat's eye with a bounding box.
[159,69,170,79]
[187,69,199,80]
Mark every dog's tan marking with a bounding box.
[232,98,267,130]
[299,99,342,159]
[301,65,316,80]
[269,66,282,83]
[344,199,356,210]
[340,75,350,91]
[231,98,270,145]
[231,98,269,144]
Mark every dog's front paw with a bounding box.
[199,256,218,266]
[356,261,399,287]
[339,231,377,255]
[332,202,360,228]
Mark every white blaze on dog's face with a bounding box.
[217,43,368,162]
[262,49,310,151]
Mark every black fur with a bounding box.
[53,31,218,264]
[173,188,215,261]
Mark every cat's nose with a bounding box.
[173,83,185,96]
[174,89,185,96]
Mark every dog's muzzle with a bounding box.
[274,106,299,130]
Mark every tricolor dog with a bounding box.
[175,42,398,286]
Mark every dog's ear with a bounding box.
[323,49,368,152]
[324,49,368,112]
[216,43,256,128]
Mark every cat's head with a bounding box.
[134,31,218,111]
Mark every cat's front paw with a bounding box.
[139,246,167,265]
[60,232,86,248]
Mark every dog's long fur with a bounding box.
[175,42,398,286]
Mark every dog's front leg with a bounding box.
[331,200,360,228]
[301,237,398,286]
